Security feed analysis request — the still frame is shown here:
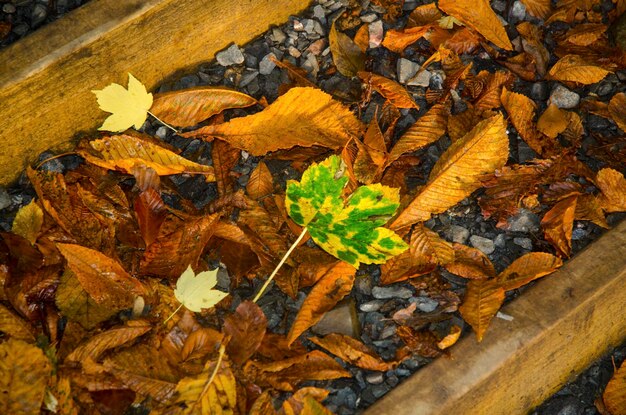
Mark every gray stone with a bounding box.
[2,4,16,13]
[507,209,540,233]
[549,84,580,109]
[366,372,385,384]
[0,187,10,210]
[301,53,319,77]
[412,296,439,313]
[31,4,47,26]
[380,324,396,339]
[215,44,245,66]
[239,70,259,88]
[13,23,29,36]
[216,268,230,290]
[313,5,326,22]
[360,300,384,312]
[288,46,301,58]
[293,19,304,31]
[270,27,286,44]
[311,299,359,337]
[530,82,548,100]
[155,126,169,139]
[513,237,533,250]
[259,53,277,75]
[572,226,588,240]
[444,224,470,244]
[470,235,495,255]
[510,1,526,20]
[361,13,378,23]
[369,20,384,48]
[372,286,413,299]
[397,58,419,83]
[355,275,372,295]
[494,233,507,248]
[492,0,506,13]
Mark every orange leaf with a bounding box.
[246,161,274,200]
[500,87,552,156]
[212,140,240,196]
[519,0,551,19]
[286,262,356,346]
[471,71,514,114]
[358,71,419,109]
[310,333,397,371]
[396,326,442,358]
[459,279,505,342]
[497,252,563,291]
[565,23,607,46]
[537,103,569,138]
[391,113,509,229]
[67,323,151,363]
[387,103,448,165]
[257,333,308,361]
[541,195,578,257]
[329,20,365,77]
[575,194,609,229]
[250,392,278,415]
[247,350,351,392]
[382,26,431,53]
[79,134,216,177]
[181,327,223,362]
[596,168,626,213]
[437,325,462,350]
[444,243,496,279]
[608,92,626,133]
[547,54,611,85]
[438,0,512,50]
[150,87,257,127]
[603,359,626,415]
[223,301,266,366]
[134,188,167,247]
[182,87,363,156]
[408,3,442,27]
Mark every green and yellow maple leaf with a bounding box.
[174,266,228,313]
[285,155,408,268]
[92,73,153,132]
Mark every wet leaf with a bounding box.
[150,87,257,127]
[0,339,51,414]
[565,23,607,46]
[174,266,228,313]
[0,303,35,342]
[459,279,505,342]
[497,252,563,291]
[247,161,274,200]
[603,359,626,415]
[519,0,551,19]
[596,168,626,213]
[438,0,513,50]
[444,243,496,279]
[358,71,419,109]
[287,261,356,346]
[223,301,266,366]
[93,73,152,132]
[310,333,396,371]
[541,195,578,257]
[174,358,237,414]
[11,200,43,245]
[382,26,431,53]
[212,140,240,197]
[134,187,167,247]
[329,20,365,77]
[608,92,626,133]
[183,87,363,156]
[391,113,509,229]
[437,325,462,350]
[537,104,569,138]
[286,155,407,267]
[396,326,442,358]
[500,87,550,156]
[547,54,611,84]
[79,134,216,178]
[67,323,151,363]
[181,328,223,362]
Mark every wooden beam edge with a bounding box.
[366,219,626,415]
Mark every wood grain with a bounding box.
[0,0,311,185]
[367,219,626,415]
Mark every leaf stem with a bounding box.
[147,110,179,134]
[163,303,183,325]
[191,343,226,412]
[253,227,308,303]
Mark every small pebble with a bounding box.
[0,187,10,210]
[469,235,495,255]
[494,234,508,248]
[361,13,378,23]
[259,53,277,75]
[444,224,470,244]
[549,84,580,109]
[411,296,439,313]
[530,82,548,100]
[2,4,17,13]
[366,372,384,384]
[372,286,413,299]
[510,1,526,20]
[368,20,383,48]
[513,237,533,250]
[360,300,384,312]
[155,126,168,139]
[31,4,47,27]
[313,5,326,22]
[215,44,245,66]
[507,209,540,233]
[270,27,286,44]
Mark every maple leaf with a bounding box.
[285,155,408,268]
[173,266,228,313]
[92,73,153,132]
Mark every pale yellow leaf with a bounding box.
[174,266,228,313]
[92,73,153,132]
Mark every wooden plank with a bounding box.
[0,0,311,185]
[367,219,626,415]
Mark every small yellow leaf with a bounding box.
[174,266,228,313]
[537,104,569,139]
[437,325,462,349]
[547,55,611,85]
[92,73,153,132]
[11,200,43,244]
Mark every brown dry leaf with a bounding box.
[396,326,442,358]
[437,325,462,350]
[141,213,219,279]
[500,87,552,156]
[353,122,387,184]
[391,113,509,229]
[459,278,505,341]
[519,0,552,19]
[541,194,578,257]
[223,301,266,366]
[247,350,351,392]
[329,20,365,77]
[471,71,514,114]
[150,86,257,127]
[517,22,550,77]
[382,26,431,53]
[0,339,51,414]
[250,391,278,415]
[387,103,448,165]
[212,140,240,197]
[257,333,308,362]
[105,362,177,404]
[444,243,496,279]
[182,87,363,155]
[608,92,626,133]
[537,104,569,138]
[596,168,626,213]
[354,24,370,52]
[603,359,626,415]
[565,23,607,46]
[79,134,216,178]
[408,3,442,27]
[501,52,538,81]
[497,252,563,291]
[247,161,274,200]
[57,243,147,308]
[66,322,151,364]
[438,0,512,50]
[286,262,356,346]
[310,333,396,371]
[575,194,609,228]
[11,200,43,245]
[547,54,611,84]
[0,303,35,342]
[358,71,419,110]
[179,327,223,363]
[134,188,167,247]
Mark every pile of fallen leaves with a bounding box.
[2,0,626,413]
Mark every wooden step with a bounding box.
[367,219,626,415]
[0,0,311,185]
